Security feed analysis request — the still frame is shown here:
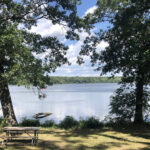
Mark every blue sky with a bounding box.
[30,0,113,77]
[77,0,97,16]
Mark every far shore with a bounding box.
[9,76,121,85]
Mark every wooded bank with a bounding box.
[9,76,121,85]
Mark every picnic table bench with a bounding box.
[2,127,40,146]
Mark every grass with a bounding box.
[0,127,150,150]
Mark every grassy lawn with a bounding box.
[0,127,150,150]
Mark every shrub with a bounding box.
[103,115,133,128]
[59,116,78,129]
[0,117,6,132]
[79,117,103,129]
[41,120,55,127]
[20,118,40,127]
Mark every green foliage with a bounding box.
[0,117,6,132]
[19,116,150,129]
[78,117,103,129]
[0,0,83,88]
[20,118,40,127]
[0,0,84,125]
[103,115,133,128]
[59,116,78,129]
[9,76,121,85]
[46,76,121,84]
[110,86,136,121]
[58,116,103,129]
[109,85,150,122]
[41,120,55,128]
[79,0,150,123]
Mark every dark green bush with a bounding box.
[0,117,4,124]
[20,118,40,127]
[103,115,133,128]
[59,116,78,129]
[0,117,6,132]
[79,117,103,129]
[41,120,55,127]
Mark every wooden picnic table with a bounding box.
[2,127,40,145]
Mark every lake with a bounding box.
[1,83,119,122]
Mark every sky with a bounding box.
[30,0,111,77]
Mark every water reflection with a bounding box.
[1,83,119,122]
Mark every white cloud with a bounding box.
[28,14,110,77]
[30,19,68,43]
[84,6,97,16]
[69,57,77,65]
[96,41,109,53]
[78,30,89,41]
[49,26,110,77]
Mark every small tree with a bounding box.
[0,0,82,126]
[110,85,150,122]
[79,0,150,124]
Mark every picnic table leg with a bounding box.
[5,131,9,145]
[31,138,35,145]
[34,131,38,140]
[2,138,5,146]
[34,131,36,139]
[2,136,7,146]
[36,131,38,140]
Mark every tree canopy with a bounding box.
[79,0,150,124]
[0,0,84,88]
[0,0,83,125]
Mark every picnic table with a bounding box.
[2,127,40,146]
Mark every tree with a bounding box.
[79,0,150,124]
[0,0,82,126]
[109,84,150,123]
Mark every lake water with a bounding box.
[1,83,119,122]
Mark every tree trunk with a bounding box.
[134,77,144,124]
[0,82,18,126]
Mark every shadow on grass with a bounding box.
[0,135,126,150]
[1,140,109,150]
[37,141,122,150]
[1,126,150,150]
[37,129,128,150]
[110,125,150,141]
[0,140,37,150]
[39,127,150,148]
[40,128,109,137]
[0,140,62,150]
[41,127,150,140]
[36,140,127,150]
[100,134,150,145]
[140,147,150,150]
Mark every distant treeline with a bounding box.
[49,76,121,84]
[9,76,121,85]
